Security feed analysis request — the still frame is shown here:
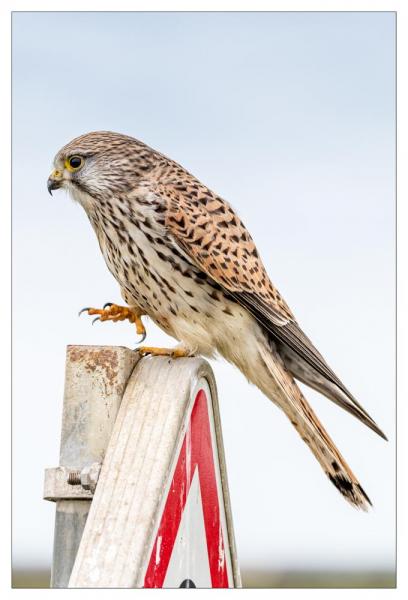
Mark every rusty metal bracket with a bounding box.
[44,464,101,501]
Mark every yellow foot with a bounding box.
[138,346,190,358]
[79,303,146,342]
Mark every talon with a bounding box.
[137,331,147,345]
[78,303,147,341]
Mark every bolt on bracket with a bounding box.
[43,463,102,501]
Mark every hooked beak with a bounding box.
[47,169,63,195]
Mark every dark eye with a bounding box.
[67,155,83,170]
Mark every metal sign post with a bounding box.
[44,347,241,588]
[43,345,139,587]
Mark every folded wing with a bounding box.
[154,181,386,440]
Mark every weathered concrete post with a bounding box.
[44,345,139,588]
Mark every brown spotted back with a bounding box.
[151,175,294,326]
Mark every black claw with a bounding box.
[137,331,147,344]
[92,316,100,325]
[103,302,113,309]
[78,307,91,317]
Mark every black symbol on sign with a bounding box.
[179,579,196,588]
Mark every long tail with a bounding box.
[255,339,372,510]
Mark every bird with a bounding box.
[47,130,386,509]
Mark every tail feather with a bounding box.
[278,343,387,441]
[256,340,372,509]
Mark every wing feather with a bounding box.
[151,180,385,439]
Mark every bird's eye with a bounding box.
[65,155,84,171]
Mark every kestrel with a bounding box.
[48,131,386,509]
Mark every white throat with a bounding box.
[66,181,95,214]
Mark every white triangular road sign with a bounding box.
[163,467,212,588]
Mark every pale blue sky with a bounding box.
[13,11,395,577]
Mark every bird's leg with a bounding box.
[138,346,191,358]
[79,303,147,342]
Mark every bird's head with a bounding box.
[47,131,160,209]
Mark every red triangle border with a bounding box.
[144,389,230,588]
